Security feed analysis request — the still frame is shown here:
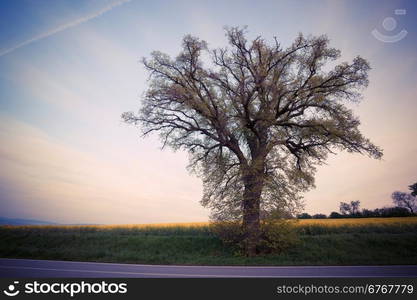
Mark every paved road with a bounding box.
[1,258,416,278]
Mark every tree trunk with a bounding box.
[242,172,264,256]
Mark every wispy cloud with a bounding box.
[0,0,131,57]
[0,114,206,223]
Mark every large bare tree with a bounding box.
[123,27,382,256]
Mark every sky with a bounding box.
[0,0,416,224]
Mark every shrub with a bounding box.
[297,213,312,219]
[209,221,244,251]
[361,209,377,218]
[258,218,299,254]
[312,213,327,219]
[374,207,414,217]
[210,218,299,255]
[329,212,343,218]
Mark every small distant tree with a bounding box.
[409,182,417,197]
[339,202,351,215]
[312,213,327,219]
[339,201,360,216]
[329,211,342,218]
[297,213,312,219]
[391,191,416,214]
[350,200,360,215]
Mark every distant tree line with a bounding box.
[298,182,417,219]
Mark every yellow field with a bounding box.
[102,222,210,228]
[6,217,417,229]
[295,216,417,227]
[4,222,210,230]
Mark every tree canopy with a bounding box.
[392,191,416,214]
[409,182,417,197]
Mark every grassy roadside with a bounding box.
[1,217,417,265]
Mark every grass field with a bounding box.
[1,217,417,266]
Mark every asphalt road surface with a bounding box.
[1,258,416,277]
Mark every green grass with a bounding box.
[1,218,417,265]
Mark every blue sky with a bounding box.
[0,0,416,224]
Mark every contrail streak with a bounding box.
[0,0,131,57]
